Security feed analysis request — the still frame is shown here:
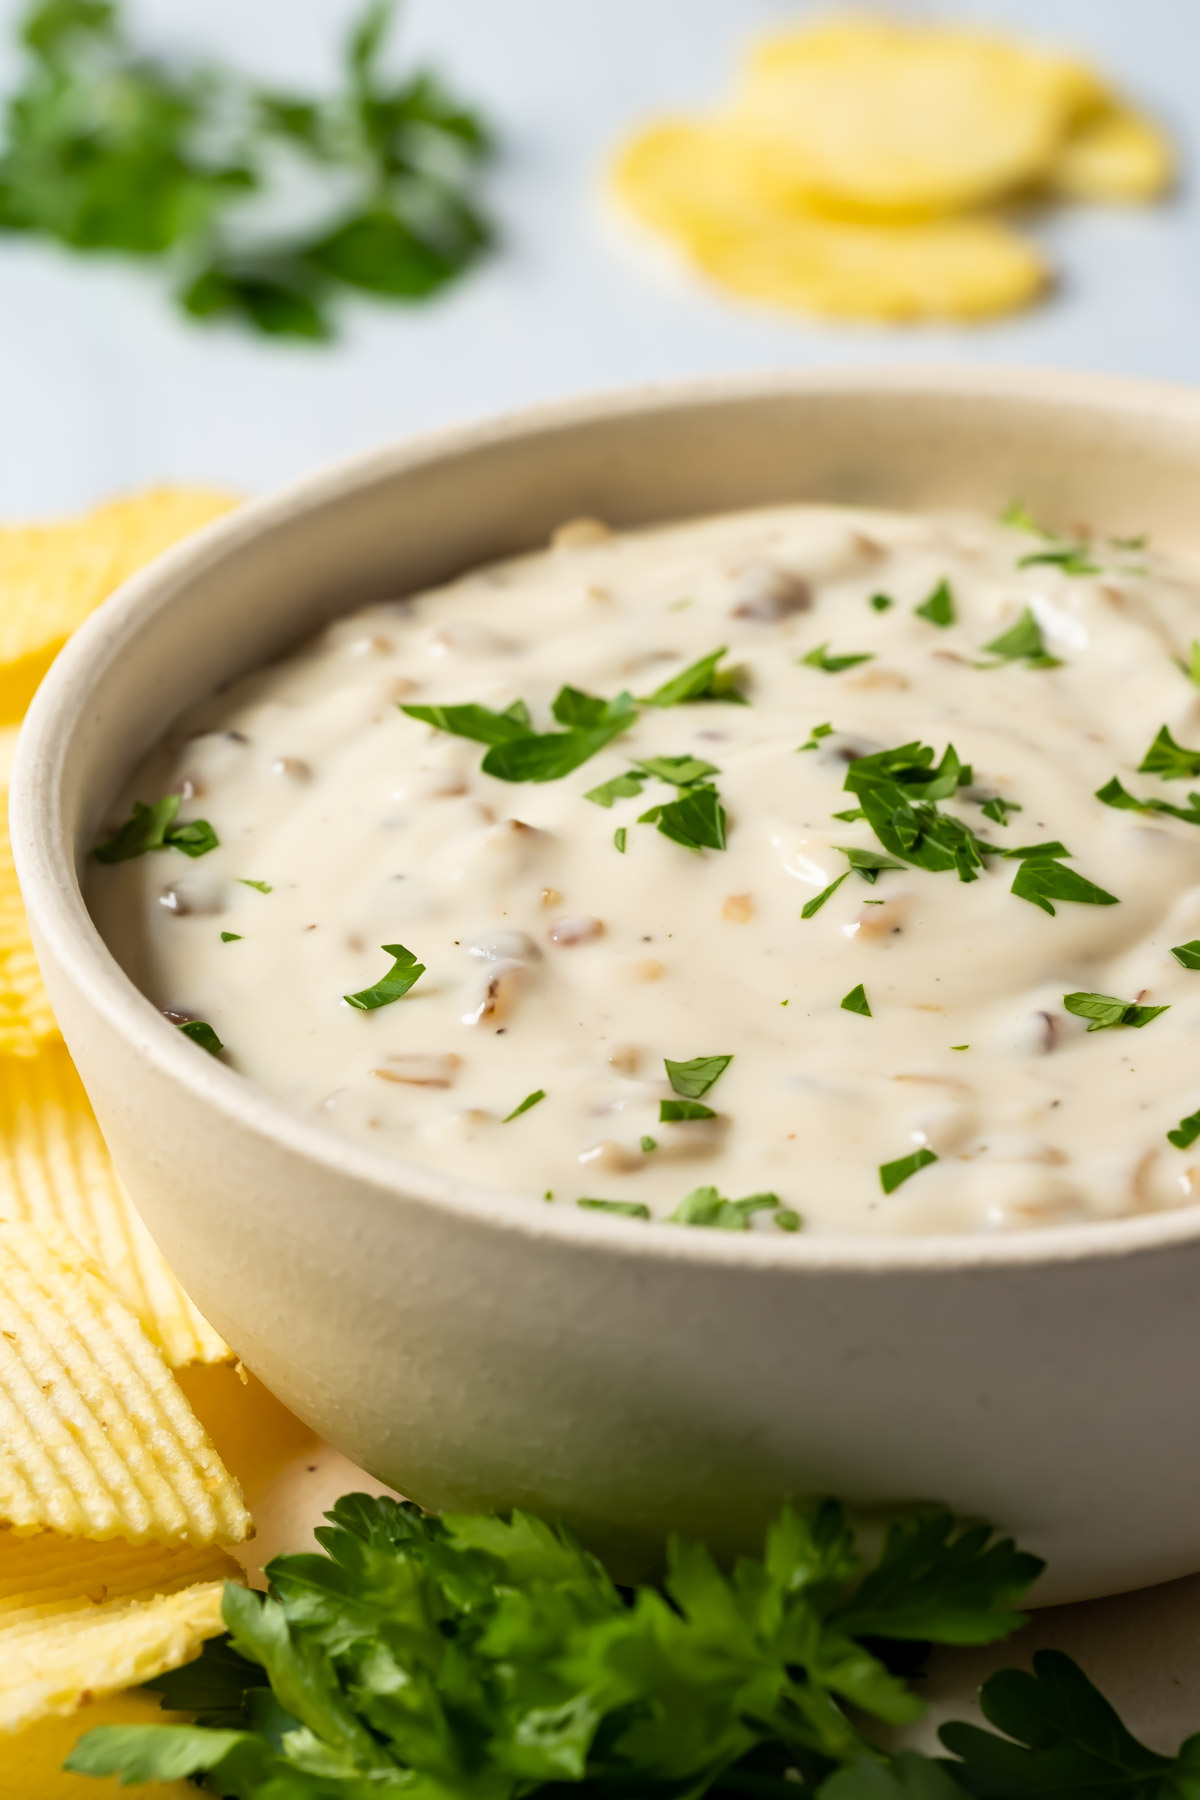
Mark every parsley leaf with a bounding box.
[914,579,955,627]
[869,593,895,611]
[1137,724,1200,780]
[1171,940,1200,970]
[1017,544,1101,575]
[220,932,242,943]
[880,1148,938,1193]
[664,1054,733,1098]
[841,983,871,1016]
[1000,499,1047,535]
[645,784,727,852]
[577,1197,650,1218]
[801,643,875,673]
[940,1649,1200,1800]
[236,878,273,894]
[179,1020,223,1056]
[1180,642,1200,688]
[980,796,1021,825]
[642,647,746,707]
[633,754,721,787]
[1168,1108,1200,1151]
[1010,858,1119,915]
[802,872,851,918]
[585,771,648,807]
[1095,775,1200,826]
[842,742,987,882]
[401,700,533,746]
[667,1187,782,1229]
[979,608,1062,669]
[1064,990,1169,1031]
[404,689,636,783]
[502,1089,544,1122]
[661,1098,715,1122]
[613,826,627,853]
[838,846,908,884]
[92,794,219,863]
[343,943,425,1011]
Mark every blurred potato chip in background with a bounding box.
[0,1047,229,1368]
[0,1222,250,1545]
[0,1531,239,1734]
[612,13,1174,323]
[0,804,59,1058]
[0,489,236,725]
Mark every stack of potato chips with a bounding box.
[613,15,1174,322]
[0,490,263,1797]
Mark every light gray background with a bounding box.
[0,0,1195,516]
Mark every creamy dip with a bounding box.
[90,503,1200,1235]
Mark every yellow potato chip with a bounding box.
[0,1221,251,1546]
[0,1046,228,1368]
[613,121,1047,322]
[1050,101,1175,203]
[726,17,1097,219]
[0,799,59,1059]
[2,1687,199,1798]
[0,488,237,725]
[0,1530,239,1734]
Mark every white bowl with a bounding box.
[14,367,1200,1604]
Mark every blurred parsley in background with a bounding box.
[0,0,494,338]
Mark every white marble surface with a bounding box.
[3,0,1200,1746]
[0,0,1197,518]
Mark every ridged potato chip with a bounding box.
[0,1047,227,1368]
[614,121,1047,322]
[727,17,1097,219]
[1050,101,1175,203]
[0,1221,250,1545]
[0,799,58,1059]
[2,1687,199,1798]
[0,1530,238,1734]
[0,488,236,725]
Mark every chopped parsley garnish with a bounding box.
[584,771,647,807]
[640,1135,657,1153]
[1168,1108,1200,1150]
[660,1099,716,1122]
[980,796,1022,825]
[880,1147,938,1193]
[837,845,907,884]
[502,1089,545,1123]
[869,593,894,611]
[667,1187,783,1230]
[664,1054,733,1098]
[640,784,726,852]
[1171,940,1200,969]
[577,1198,650,1218]
[1137,724,1200,780]
[797,722,834,752]
[634,754,721,787]
[800,642,875,673]
[952,1044,969,1051]
[403,687,636,783]
[979,608,1062,669]
[1180,642,1200,687]
[914,578,955,627]
[220,932,242,943]
[613,827,627,853]
[178,1020,222,1056]
[641,647,746,707]
[1000,499,1046,534]
[1095,776,1200,827]
[237,878,273,894]
[343,943,425,1011]
[1063,991,1169,1031]
[841,983,871,1016]
[92,794,219,863]
[1018,544,1101,576]
[801,872,850,918]
[1010,858,1119,916]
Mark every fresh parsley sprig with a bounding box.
[0,0,493,339]
[68,1494,1053,1799]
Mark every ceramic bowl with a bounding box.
[13,368,1200,1604]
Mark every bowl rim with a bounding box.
[14,360,1200,1278]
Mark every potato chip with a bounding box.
[0,1221,250,1545]
[2,1687,199,1798]
[0,488,237,725]
[614,121,1047,322]
[0,1530,238,1734]
[0,1046,228,1368]
[726,18,1097,219]
[0,799,59,1059]
[1050,101,1175,204]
